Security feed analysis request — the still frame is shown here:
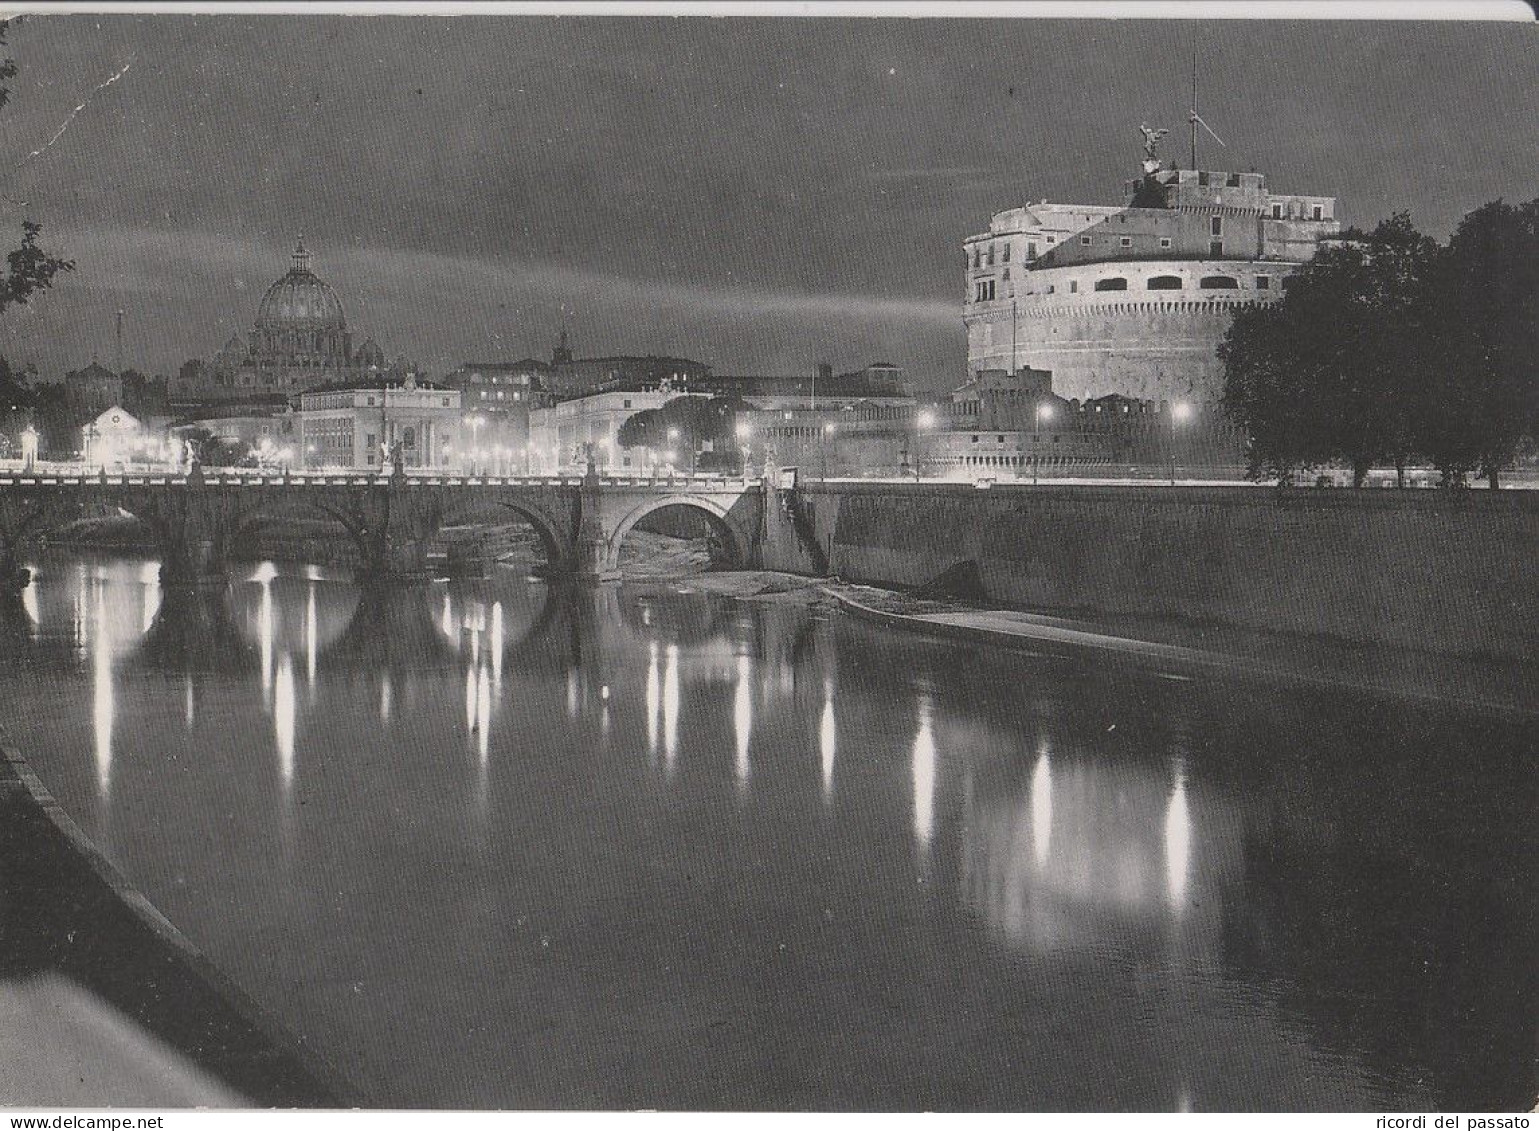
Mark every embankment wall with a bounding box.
[761,481,1539,664]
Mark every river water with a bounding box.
[1,553,1533,1111]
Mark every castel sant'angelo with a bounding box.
[963,124,1340,406]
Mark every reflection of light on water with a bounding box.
[476,665,491,764]
[819,680,836,804]
[662,642,679,775]
[733,654,752,792]
[250,562,279,584]
[139,561,161,631]
[72,561,87,654]
[380,672,393,722]
[645,642,660,763]
[912,697,936,850]
[305,583,318,692]
[1031,750,1053,867]
[1177,1083,1193,1113]
[183,673,195,729]
[20,575,38,632]
[490,601,503,689]
[464,664,477,731]
[258,571,275,697]
[565,669,579,718]
[441,593,454,641]
[274,654,296,789]
[91,586,113,800]
[1165,768,1192,912]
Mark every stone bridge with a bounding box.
[0,464,765,587]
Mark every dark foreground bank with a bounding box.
[0,742,356,1107]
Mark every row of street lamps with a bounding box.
[7,399,1196,480]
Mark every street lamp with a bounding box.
[464,414,485,473]
[912,408,937,481]
[734,419,752,475]
[1033,401,1054,485]
[1169,401,1192,485]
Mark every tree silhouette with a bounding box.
[1414,198,1539,488]
[0,19,75,415]
[617,395,753,470]
[1221,215,1441,485]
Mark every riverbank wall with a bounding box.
[760,481,1539,665]
[0,742,356,1106]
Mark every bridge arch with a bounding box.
[441,495,570,572]
[604,494,747,575]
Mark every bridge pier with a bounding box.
[160,535,231,590]
[573,463,621,584]
[350,466,444,586]
[142,472,239,590]
[356,541,436,586]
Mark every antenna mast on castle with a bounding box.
[1188,34,1225,170]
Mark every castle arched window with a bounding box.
[1147,275,1183,290]
[1093,277,1128,292]
[1199,275,1240,289]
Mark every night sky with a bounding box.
[0,14,1534,389]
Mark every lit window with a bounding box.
[1080,235,1092,246]
[1120,236,1132,248]
[1160,237,1172,249]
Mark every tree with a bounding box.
[0,23,73,317]
[0,355,34,416]
[1413,198,1539,488]
[30,380,72,456]
[617,395,754,470]
[1221,214,1441,485]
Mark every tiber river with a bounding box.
[0,553,1533,1111]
